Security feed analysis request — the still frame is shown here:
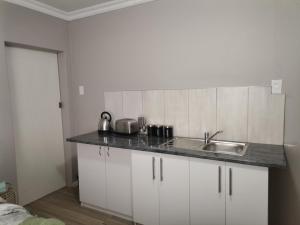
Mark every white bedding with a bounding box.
[0,203,32,225]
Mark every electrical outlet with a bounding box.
[79,86,85,96]
[271,80,282,94]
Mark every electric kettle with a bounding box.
[98,111,112,132]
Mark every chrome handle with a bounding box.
[152,157,155,180]
[229,168,232,196]
[160,158,163,182]
[218,166,221,193]
[106,146,110,157]
[99,146,102,157]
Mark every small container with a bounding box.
[138,117,147,133]
[147,124,157,136]
[156,125,164,137]
[164,125,173,138]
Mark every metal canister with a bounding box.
[164,125,174,138]
[156,125,164,137]
[147,124,157,136]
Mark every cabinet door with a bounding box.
[190,158,225,225]
[77,144,106,208]
[132,151,160,225]
[106,147,132,216]
[159,155,190,225]
[226,163,268,225]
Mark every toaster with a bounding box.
[115,119,139,134]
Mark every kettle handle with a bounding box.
[101,111,112,122]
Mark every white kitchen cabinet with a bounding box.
[77,144,106,208]
[226,163,268,225]
[190,158,226,225]
[77,144,132,218]
[78,143,269,225]
[132,151,160,225]
[159,155,190,225]
[132,151,189,225]
[106,147,132,216]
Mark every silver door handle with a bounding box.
[218,166,221,193]
[152,157,155,180]
[99,146,102,157]
[160,158,163,182]
[106,146,110,157]
[229,168,232,196]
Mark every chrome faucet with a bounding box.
[204,131,223,144]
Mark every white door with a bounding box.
[132,151,160,225]
[106,147,132,216]
[6,47,65,205]
[190,158,225,225]
[77,144,106,208]
[226,163,268,225]
[159,155,190,225]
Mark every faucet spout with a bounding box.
[204,130,223,144]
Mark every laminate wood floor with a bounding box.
[25,187,133,225]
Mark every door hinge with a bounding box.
[59,102,63,109]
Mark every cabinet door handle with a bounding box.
[229,168,232,196]
[99,146,102,157]
[106,146,110,157]
[152,157,155,180]
[160,158,163,182]
[218,166,221,193]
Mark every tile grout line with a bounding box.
[246,87,250,143]
[216,88,219,140]
[187,89,190,138]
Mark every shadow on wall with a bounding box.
[270,144,300,225]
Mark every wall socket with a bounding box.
[79,85,85,96]
[271,80,283,94]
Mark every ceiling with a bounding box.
[36,0,113,12]
[4,0,156,21]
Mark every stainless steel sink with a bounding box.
[160,137,248,156]
[161,137,205,151]
[202,141,248,156]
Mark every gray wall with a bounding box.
[68,0,300,224]
[0,2,73,186]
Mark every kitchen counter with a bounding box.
[67,131,287,168]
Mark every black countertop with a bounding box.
[67,131,287,169]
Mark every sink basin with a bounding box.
[161,137,205,151]
[202,141,248,156]
[160,138,248,156]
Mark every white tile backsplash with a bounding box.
[165,90,189,137]
[104,92,123,128]
[189,88,217,138]
[248,86,285,145]
[217,87,249,142]
[104,86,285,145]
[123,91,143,119]
[142,90,165,124]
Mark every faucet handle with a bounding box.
[204,132,209,139]
[216,130,223,135]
